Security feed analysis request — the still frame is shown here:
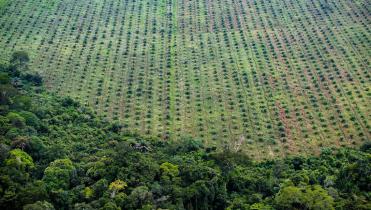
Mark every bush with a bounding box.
[19,111,40,128]
[6,112,26,128]
[23,73,43,86]
[23,201,55,210]
[274,185,334,210]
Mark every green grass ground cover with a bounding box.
[0,0,369,159]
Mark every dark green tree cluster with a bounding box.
[0,52,370,209]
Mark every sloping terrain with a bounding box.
[0,57,370,210]
[0,0,369,158]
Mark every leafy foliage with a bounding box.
[274,184,334,210]
[5,149,34,171]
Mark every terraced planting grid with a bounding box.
[0,0,370,159]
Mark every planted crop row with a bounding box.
[0,0,369,159]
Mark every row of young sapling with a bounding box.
[0,0,369,158]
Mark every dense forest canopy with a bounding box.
[0,51,370,210]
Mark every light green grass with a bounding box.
[0,0,369,159]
